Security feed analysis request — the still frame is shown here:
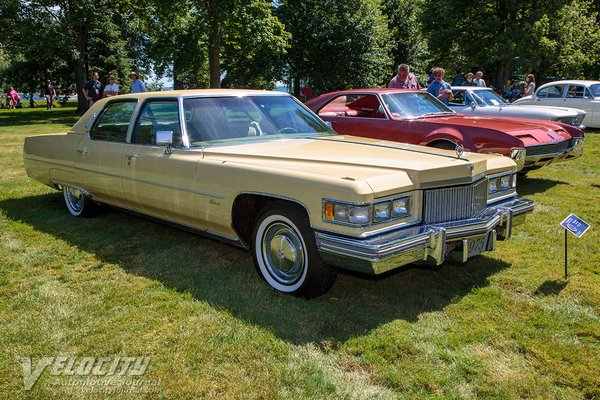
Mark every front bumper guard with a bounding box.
[523,138,584,171]
[316,197,534,275]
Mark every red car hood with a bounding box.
[419,114,572,146]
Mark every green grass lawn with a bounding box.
[0,104,598,399]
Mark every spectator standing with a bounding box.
[524,74,536,96]
[83,72,103,107]
[474,71,486,87]
[129,72,146,93]
[464,72,477,86]
[389,64,420,89]
[29,91,37,108]
[103,75,119,98]
[44,80,56,109]
[427,67,453,105]
[452,70,466,86]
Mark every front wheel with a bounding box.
[252,205,336,298]
[62,185,99,217]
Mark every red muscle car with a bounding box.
[305,89,584,172]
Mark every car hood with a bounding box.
[420,114,572,146]
[202,135,515,196]
[493,104,584,118]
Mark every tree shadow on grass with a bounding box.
[0,107,79,127]
[517,176,568,196]
[0,192,510,345]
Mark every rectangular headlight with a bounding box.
[323,194,414,226]
[392,196,411,217]
[487,173,516,200]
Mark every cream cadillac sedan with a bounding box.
[24,90,534,298]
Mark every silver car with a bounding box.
[450,86,587,129]
[513,80,600,128]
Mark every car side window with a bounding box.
[90,101,137,142]
[450,91,465,105]
[566,85,586,99]
[537,85,564,98]
[132,101,182,146]
[319,94,385,119]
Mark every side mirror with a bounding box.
[470,103,476,110]
[156,130,174,154]
[325,121,333,128]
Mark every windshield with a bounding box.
[471,89,508,106]
[590,84,600,98]
[183,95,334,146]
[380,92,454,118]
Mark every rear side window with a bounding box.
[537,85,564,98]
[566,85,586,99]
[91,101,137,142]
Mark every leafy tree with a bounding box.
[382,0,429,82]
[221,1,289,89]
[543,0,600,80]
[278,0,393,95]
[421,0,600,87]
[149,0,288,89]
[0,0,146,113]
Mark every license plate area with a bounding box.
[447,230,497,263]
[467,235,489,258]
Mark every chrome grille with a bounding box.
[526,139,572,157]
[423,179,488,224]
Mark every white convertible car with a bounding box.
[450,86,586,129]
[513,80,600,129]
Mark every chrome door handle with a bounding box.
[76,148,88,154]
[125,154,139,160]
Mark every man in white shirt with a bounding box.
[103,75,119,97]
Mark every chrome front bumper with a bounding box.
[316,197,534,275]
[523,138,584,171]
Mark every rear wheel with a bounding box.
[251,205,336,298]
[62,185,99,217]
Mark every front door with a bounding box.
[120,99,206,228]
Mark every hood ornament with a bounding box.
[455,144,464,159]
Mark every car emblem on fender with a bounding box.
[455,144,464,159]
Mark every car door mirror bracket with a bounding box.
[156,130,174,154]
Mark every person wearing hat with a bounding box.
[129,72,146,94]
[44,80,56,109]
[103,75,119,98]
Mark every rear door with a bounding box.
[74,100,137,206]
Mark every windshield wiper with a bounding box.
[418,111,454,118]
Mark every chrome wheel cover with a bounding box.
[261,222,305,286]
[65,187,84,213]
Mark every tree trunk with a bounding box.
[173,61,184,89]
[293,76,300,97]
[74,23,88,115]
[205,0,221,88]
